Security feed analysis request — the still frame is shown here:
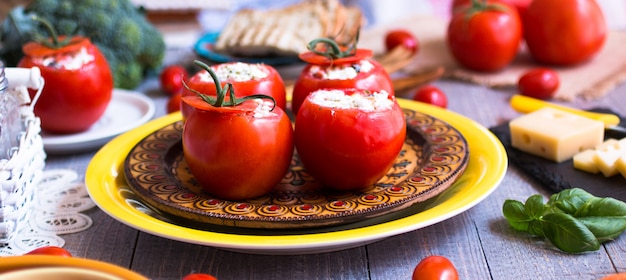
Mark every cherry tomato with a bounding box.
[451,0,531,18]
[182,273,217,280]
[523,0,606,65]
[167,91,182,113]
[412,85,448,108]
[182,62,286,120]
[517,68,560,100]
[412,255,459,280]
[182,61,293,201]
[24,246,72,257]
[447,1,522,72]
[18,35,113,134]
[292,47,393,114]
[160,65,187,96]
[602,273,626,280]
[294,89,405,191]
[385,29,419,54]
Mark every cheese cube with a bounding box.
[509,107,605,163]
[594,139,626,177]
[596,138,619,150]
[573,149,600,174]
[616,153,626,179]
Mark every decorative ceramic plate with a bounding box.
[123,110,469,229]
[85,99,507,254]
[194,32,302,66]
[0,255,147,280]
[42,89,155,154]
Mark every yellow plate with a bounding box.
[85,99,507,255]
[0,255,147,280]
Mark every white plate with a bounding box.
[42,89,155,154]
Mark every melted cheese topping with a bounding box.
[309,60,375,80]
[308,89,393,111]
[200,62,269,82]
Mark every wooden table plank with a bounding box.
[130,232,370,279]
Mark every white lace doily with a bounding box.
[0,169,95,256]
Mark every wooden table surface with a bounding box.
[41,67,626,279]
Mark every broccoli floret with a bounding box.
[113,61,143,90]
[0,0,166,89]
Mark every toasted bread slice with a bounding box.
[214,0,362,57]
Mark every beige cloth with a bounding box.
[360,15,626,101]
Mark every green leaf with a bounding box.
[546,188,595,215]
[578,216,626,242]
[574,197,626,217]
[571,197,626,242]
[541,212,600,253]
[525,194,546,219]
[503,199,532,232]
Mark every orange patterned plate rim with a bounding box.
[123,108,469,229]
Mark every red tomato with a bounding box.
[182,273,218,280]
[18,36,113,134]
[517,68,560,100]
[412,85,448,108]
[182,62,286,120]
[160,65,187,96]
[181,60,292,200]
[451,0,531,18]
[167,91,182,113]
[385,29,419,54]
[602,273,626,280]
[294,89,406,191]
[447,1,522,72]
[523,0,606,65]
[412,255,459,280]
[24,246,72,257]
[291,49,393,114]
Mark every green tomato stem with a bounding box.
[31,15,72,49]
[306,30,360,60]
[187,60,276,111]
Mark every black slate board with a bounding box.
[490,108,626,201]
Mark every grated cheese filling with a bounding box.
[308,89,393,111]
[309,59,375,80]
[251,98,277,118]
[32,47,95,70]
[200,62,269,82]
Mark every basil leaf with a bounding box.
[574,197,626,217]
[503,199,532,232]
[572,197,626,242]
[546,188,595,215]
[578,216,626,242]
[525,194,546,218]
[541,212,600,253]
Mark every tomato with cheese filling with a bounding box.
[182,62,286,120]
[294,88,405,191]
[182,61,293,200]
[291,38,393,114]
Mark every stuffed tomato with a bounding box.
[294,88,406,191]
[291,40,393,114]
[18,31,113,134]
[182,62,286,120]
[182,61,293,201]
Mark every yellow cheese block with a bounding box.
[509,107,605,163]
[573,149,600,174]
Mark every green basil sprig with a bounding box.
[503,188,626,253]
